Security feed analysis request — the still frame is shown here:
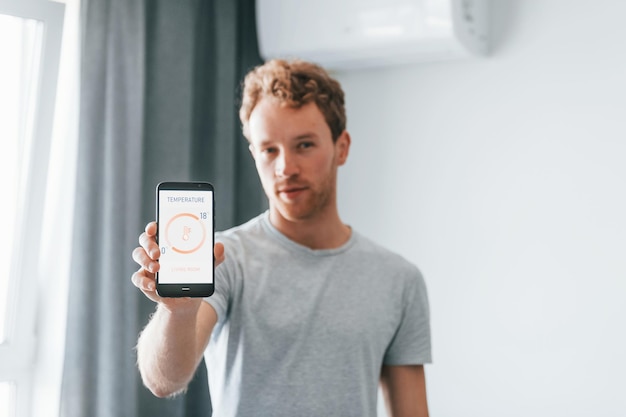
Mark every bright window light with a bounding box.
[0,1,67,416]
[0,382,16,417]
[0,14,42,344]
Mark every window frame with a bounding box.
[0,1,65,416]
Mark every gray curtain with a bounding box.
[60,0,265,415]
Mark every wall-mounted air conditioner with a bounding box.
[256,0,489,70]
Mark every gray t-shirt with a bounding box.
[203,212,431,417]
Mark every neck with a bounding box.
[269,205,351,250]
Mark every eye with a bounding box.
[297,141,314,150]
[262,147,278,154]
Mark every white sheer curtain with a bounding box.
[32,0,80,415]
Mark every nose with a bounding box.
[275,149,299,178]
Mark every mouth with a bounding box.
[277,186,308,200]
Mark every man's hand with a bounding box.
[131,221,225,312]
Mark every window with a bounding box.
[0,12,43,344]
[0,1,66,416]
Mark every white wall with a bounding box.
[335,1,626,416]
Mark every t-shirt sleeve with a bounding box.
[203,238,239,329]
[203,265,229,326]
[383,267,432,365]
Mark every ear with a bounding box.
[335,130,351,166]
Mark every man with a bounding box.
[132,59,431,417]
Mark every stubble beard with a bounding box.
[272,170,336,223]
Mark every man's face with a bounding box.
[247,99,350,223]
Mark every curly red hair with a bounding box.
[239,59,346,142]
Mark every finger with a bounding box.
[131,267,156,292]
[131,268,165,304]
[132,246,160,273]
[145,221,157,237]
[139,231,161,260]
[214,242,225,266]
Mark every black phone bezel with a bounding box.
[155,181,215,298]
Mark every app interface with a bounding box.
[158,189,213,284]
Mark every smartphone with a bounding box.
[156,181,215,297]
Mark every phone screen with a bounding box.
[156,182,214,297]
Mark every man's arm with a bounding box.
[136,300,217,397]
[132,221,223,397]
[380,364,429,417]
